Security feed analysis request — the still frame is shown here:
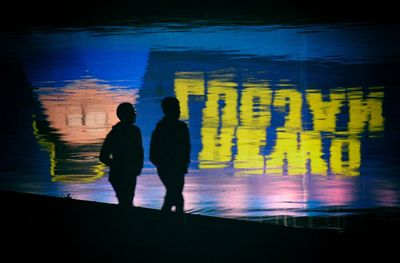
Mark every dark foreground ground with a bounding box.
[1,190,399,262]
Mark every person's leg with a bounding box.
[124,176,137,206]
[163,175,184,213]
[161,185,173,212]
[173,176,187,238]
[175,176,185,214]
[119,176,137,207]
[111,177,136,207]
[160,172,173,212]
[110,180,123,205]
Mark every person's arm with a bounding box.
[184,124,191,171]
[149,126,160,167]
[137,128,144,172]
[99,133,113,167]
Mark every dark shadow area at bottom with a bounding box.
[1,190,398,262]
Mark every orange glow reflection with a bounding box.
[39,79,137,144]
[35,78,138,182]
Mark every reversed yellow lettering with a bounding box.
[348,87,384,134]
[199,79,238,168]
[174,72,205,120]
[330,137,361,176]
[234,84,272,174]
[266,89,305,175]
[307,89,345,132]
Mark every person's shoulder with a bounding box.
[132,124,141,130]
[109,122,124,134]
[177,120,189,129]
[130,124,142,134]
[104,124,119,141]
[108,123,119,134]
[177,120,187,125]
[155,119,166,129]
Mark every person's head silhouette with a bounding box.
[116,102,136,123]
[161,97,180,120]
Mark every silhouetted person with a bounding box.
[99,102,144,207]
[150,97,190,213]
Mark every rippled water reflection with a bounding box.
[1,21,399,228]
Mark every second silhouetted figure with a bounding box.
[150,97,191,213]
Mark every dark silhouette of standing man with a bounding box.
[150,97,190,213]
[100,102,144,207]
